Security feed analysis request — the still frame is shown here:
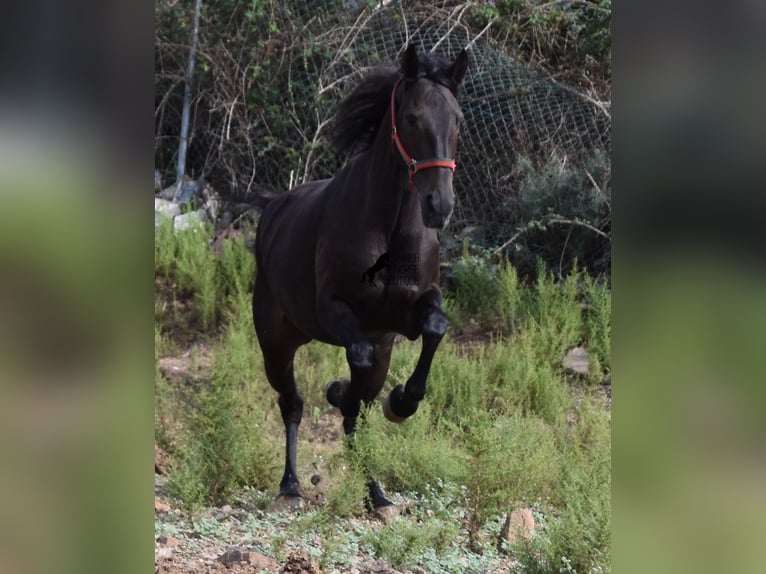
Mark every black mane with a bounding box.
[331,51,457,155]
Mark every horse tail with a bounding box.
[225,190,277,212]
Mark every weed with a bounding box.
[154,228,611,573]
[353,404,469,494]
[362,515,460,570]
[463,413,558,540]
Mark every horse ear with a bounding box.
[449,49,469,89]
[401,44,419,79]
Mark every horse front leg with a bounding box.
[317,297,374,369]
[382,289,448,422]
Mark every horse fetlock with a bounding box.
[279,478,301,498]
[347,340,374,369]
[382,384,419,423]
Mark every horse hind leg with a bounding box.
[330,336,395,510]
[253,278,309,501]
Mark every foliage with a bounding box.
[155,218,255,332]
[469,0,612,88]
[155,0,610,276]
[494,151,611,277]
[154,227,611,571]
[164,316,278,510]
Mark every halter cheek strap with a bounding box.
[390,77,457,192]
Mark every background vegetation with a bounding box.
[155,0,611,278]
[155,2,610,572]
[155,222,611,573]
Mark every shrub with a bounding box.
[463,413,559,537]
[165,318,278,509]
[353,404,469,495]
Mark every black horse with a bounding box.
[253,45,468,509]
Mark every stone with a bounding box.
[155,197,181,218]
[154,500,171,514]
[372,504,399,522]
[156,535,179,547]
[246,552,280,570]
[156,546,173,561]
[217,549,245,565]
[562,346,590,375]
[173,209,209,233]
[500,508,536,548]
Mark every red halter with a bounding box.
[390,77,457,192]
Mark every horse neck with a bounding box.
[357,111,426,248]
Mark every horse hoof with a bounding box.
[271,493,305,512]
[373,503,399,522]
[381,394,408,423]
[325,379,350,408]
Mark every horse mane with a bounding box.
[331,51,457,155]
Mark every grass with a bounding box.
[155,227,611,573]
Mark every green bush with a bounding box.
[516,400,611,574]
[155,221,255,333]
[495,152,611,278]
[353,404,469,494]
[165,317,278,509]
[486,333,570,424]
[463,413,559,532]
[446,246,499,326]
[362,514,460,570]
[583,273,611,378]
[154,224,611,572]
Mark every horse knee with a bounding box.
[278,393,304,425]
[422,308,449,338]
[347,340,374,369]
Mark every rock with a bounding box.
[247,552,280,570]
[156,546,173,561]
[364,559,400,573]
[154,500,171,514]
[174,209,209,233]
[372,504,399,522]
[499,508,535,549]
[155,198,181,221]
[217,549,245,565]
[159,178,204,204]
[156,535,179,547]
[562,346,590,375]
[282,550,322,573]
[310,474,321,486]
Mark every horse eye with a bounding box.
[405,114,418,127]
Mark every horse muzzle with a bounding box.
[422,191,455,229]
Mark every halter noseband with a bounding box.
[390,77,457,192]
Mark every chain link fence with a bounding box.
[155,0,610,260]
